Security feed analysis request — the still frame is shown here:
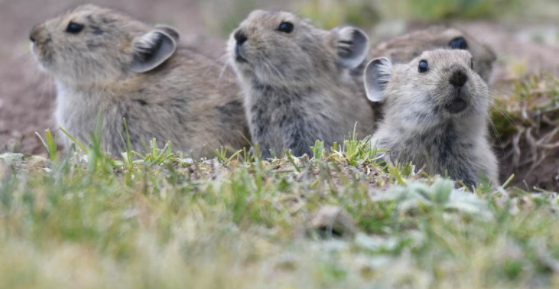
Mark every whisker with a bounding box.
[217,59,234,88]
[262,58,290,89]
[489,118,506,154]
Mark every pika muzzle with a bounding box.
[29,25,41,43]
[449,69,468,88]
[234,30,248,63]
[445,69,470,114]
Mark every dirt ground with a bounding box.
[1,0,559,188]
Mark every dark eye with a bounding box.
[449,37,468,50]
[277,21,294,34]
[418,60,429,73]
[471,59,474,69]
[66,22,84,34]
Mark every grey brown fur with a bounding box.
[371,26,497,82]
[369,26,498,125]
[30,5,249,158]
[229,10,375,158]
[365,50,498,188]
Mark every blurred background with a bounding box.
[1,0,559,188]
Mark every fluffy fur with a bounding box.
[366,50,499,188]
[228,10,375,158]
[371,26,497,83]
[30,5,249,158]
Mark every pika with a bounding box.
[30,5,249,158]
[371,26,496,83]
[365,50,498,188]
[229,10,375,158]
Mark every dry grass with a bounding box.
[2,1,559,287]
[492,74,559,189]
[1,128,559,288]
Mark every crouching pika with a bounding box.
[30,5,249,158]
[365,50,498,188]
[228,10,375,158]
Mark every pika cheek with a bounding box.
[30,43,50,72]
[30,41,43,59]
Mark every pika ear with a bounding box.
[130,27,179,73]
[334,27,370,69]
[364,57,392,102]
[482,43,497,63]
[155,25,180,42]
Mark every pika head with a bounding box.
[365,50,490,128]
[30,5,180,85]
[372,26,496,82]
[228,10,369,86]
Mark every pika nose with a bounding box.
[234,30,248,45]
[449,70,468,88]
[29,25,40,43]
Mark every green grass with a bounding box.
[1,127,559,288]
[200,0,556,36]
[2,1,559,287]
[297,0,522,28]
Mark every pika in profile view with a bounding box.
[228,10,375,158]
[365,50,498,188]
[30,5,249,158]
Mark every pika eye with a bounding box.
[418,60,429,73]
[277,21,294,34]
[449,37,468,50]
[66,22,84,34]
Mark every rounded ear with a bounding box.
[155,25,180,42]
[482,43,497,63]
[364,57,392,102]
[334,27,370,69]
[130,27,179,73]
